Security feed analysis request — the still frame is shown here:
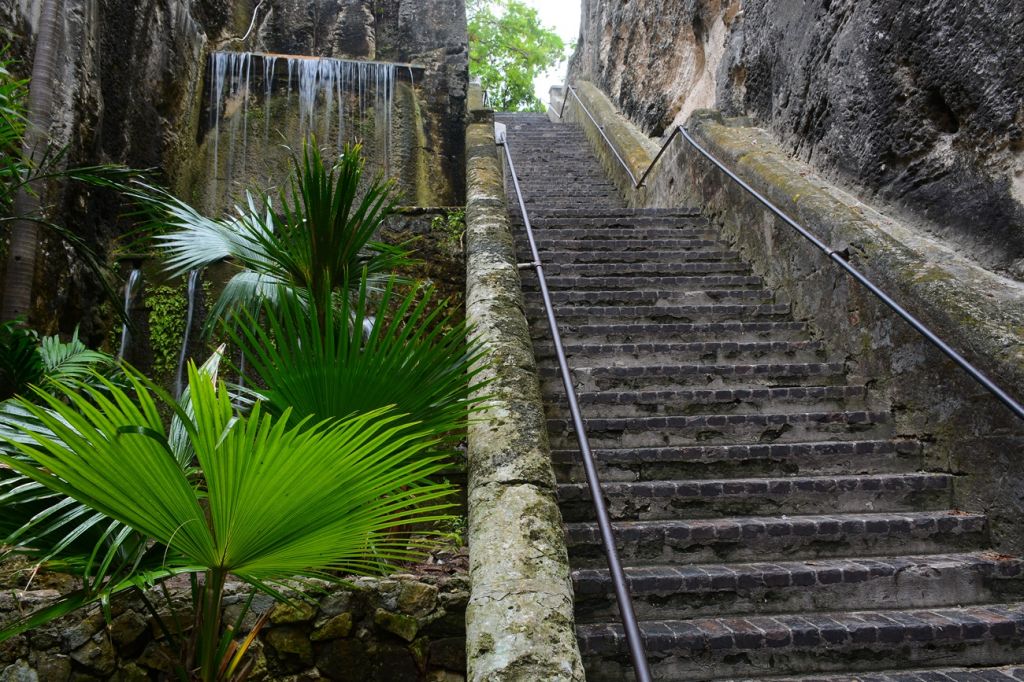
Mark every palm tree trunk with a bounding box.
[2,0,62,322]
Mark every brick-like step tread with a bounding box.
[536,320,809,343]
[578,604,1024,680]
[557,473,952,521]
[540,362,849,392]
[522,275,765,290]
[553,386,868,418]
[535,339,822,359]
[527,289,776,307]
[573,553,1024,622]
[565,511,988,566]
[550,439,921,481]
[526,304,791,325]
[547,410,892,449]
[541,261,753,276]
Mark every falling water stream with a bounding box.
[207,51,400,212]
[117,269,142,361]
[173,269,201,398]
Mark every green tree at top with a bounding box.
[468,0,567,112]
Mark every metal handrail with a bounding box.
[497,131,654,682]
[553,85,1024,422]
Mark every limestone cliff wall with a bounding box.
[571,0,1024,273]
[0,0,468,339]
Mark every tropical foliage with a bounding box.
[0,48,142,323]
[229,276,487,456]
[134,142,414,330]
[0,362,458,680]
[468,0,567,112]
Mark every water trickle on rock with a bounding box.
[118,269,142,361]
[206,51,399,214]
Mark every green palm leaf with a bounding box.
[132,140,417,329]
[229,276,489,458]
[0,364,456,581]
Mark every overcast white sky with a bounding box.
[517,1,582,104]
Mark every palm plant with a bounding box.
[0,364,456,680]
[228,276,489,458]
[135,141,415,330]
[0,321,115,401]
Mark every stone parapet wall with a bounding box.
[0,572,468,681]
[555,81,1024,551]
[463,85,585,682]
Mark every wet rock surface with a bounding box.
[572,0,1024,271]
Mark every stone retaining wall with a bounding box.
[463,85,585,682]
[0,572,468,681]
[554,81,1024,551]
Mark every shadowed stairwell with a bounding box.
[498,112,1024,682]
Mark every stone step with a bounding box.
[526,238,726,252]
[577,604,1024,681]
[518,228,720,241]
[546,386,870,419]
[539,361,848,392]
[521,249,743,264]
[522,274,766,292]
[540,261,753,277]
[533,339,824,366]
[565,511,988,567]
[557,473,952,522]
[524,288,775,308]
[572,553,1024,623]
[510,207,703,219]
[526,303,791,327]
[532,320,810,344]
[550,440,922,483]
[546,410,893,449]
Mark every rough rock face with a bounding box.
[1,0,468,339]
[571,0,1024,272]
[0,0,241,339]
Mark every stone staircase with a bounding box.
[497,112,1024,681]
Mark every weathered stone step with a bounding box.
[533,320,809,344]
[527,238,726,252]
[541,261,752,277]
[753,666,1024,681]
[526,303,790,327]
[510,207,702,219]
[565,511,988,567]
[519,228,719,241]
[533,339,824,366]
[547,386,869,419]
[547,410,892,449]
[572,553,1024,623]
[577,604,1024,681]
[539,361,848,392]
[550,440,921,483]
[522,274,765,292]
[525,289,776,310]
[522,249,743,265]
[557,473,952,522]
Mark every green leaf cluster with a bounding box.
[468,0,567,112]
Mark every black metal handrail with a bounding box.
[553,85,1024,422]
[496,128,654,682]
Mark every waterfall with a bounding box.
[117,269,142,361]
[173,269,201,398]
[206,52,401,212]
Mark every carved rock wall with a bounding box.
[571,0,1024,272]
[0,0,468,339]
